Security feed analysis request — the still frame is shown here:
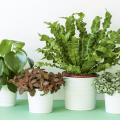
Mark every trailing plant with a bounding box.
[36,9,120,75]
[8,66,65,96]
[93,70,120,95]
[0,39,34,93]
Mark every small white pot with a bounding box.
[0,85,17,107]
[28,89,54,113]
[64,77,97,111]
[105,91,120,114]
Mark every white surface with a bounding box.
[64,77,96,110]
[28,89,53,113]
[0,85,17,107]
[0,0,120,100]
[105,91,120,114]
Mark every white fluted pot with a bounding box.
[105,91,120,114]
[64,76,97,111]
[0,85,17,107]
[28,89,54,113]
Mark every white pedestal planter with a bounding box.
[0,85,17,107]
[105,91,120,114]
[64,77,97,111]
[28,89,54,113]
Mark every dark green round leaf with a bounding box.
[2,74,8,85]
[7,83,17,93]
[27,57,34,68]
[0,39,12,56]
[4,51,27,75]
[0,59,4,76]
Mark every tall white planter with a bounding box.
[105,91,120,114]
[0,85,17,107]
[64,77,97,111]
[28,89,54,113]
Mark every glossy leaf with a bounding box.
[2,74,8,85]
[0,59,4,76]
[7,83,17,93]
[27,57,34,68]
[11,40,25,48]
[4,51,27,75]
[0,39,12,56]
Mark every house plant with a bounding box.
[0,39,34,107]
[8,66,65,113]
[94,70,120,114]
[36,9,120,110]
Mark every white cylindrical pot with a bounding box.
[64,77,97,111]
[105,91,120,114]
[0,85,17,107]
[28,89,54,113]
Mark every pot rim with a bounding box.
[64,74,99,78]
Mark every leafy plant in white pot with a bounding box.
[0,39,33,107]
[94,71,120,114]
[36,9,120,110]
[9,66,65,113]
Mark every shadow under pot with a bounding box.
[0,85,17,107]
[64,75,98,111]
[105,91,120,114]
[28,89,54,113]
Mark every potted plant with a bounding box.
[94,70,120,114]
[36,9,120,110]
[8,66,65,113]
[0,39,34,107]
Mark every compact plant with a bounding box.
[93,70,120,95]
[36,10,120,75]
[8,66,65,96]
[0,39,34,93]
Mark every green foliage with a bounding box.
[37,10,120,75]
[94,70,120,95]
[0,39,34,93]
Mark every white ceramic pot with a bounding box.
[0,85,17,107]
[28,89,54,113]
[105,91,120,114]
[64,77,97,111]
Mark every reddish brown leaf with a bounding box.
[25,69,29,74]
[39,69,44,74]
[50,84,54,88]
[49,72,54,75]
[17,74,24,79]
[58,72,61,76]
[62,71,68,76]
[15,82,22,87]
[33,68,38,74]
[19,88,24,95]
[54,85,57,90]
[8,79,14,83]
[29,83,33,89]
[54,78,60,82]
[57,81,65,85]
[35,74,41,79]
[19,79,26,82]
[33,83,40,87]
[44,74,49,79]
[25,75,28,82]
[49,76,53,81]
[43,81,49,86]
[40,78,44,84]
[31,79,37,84]
[20,81,28,85]
[22,86,28,90]
[17,87,21,91]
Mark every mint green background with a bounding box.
[0,100,120,120]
